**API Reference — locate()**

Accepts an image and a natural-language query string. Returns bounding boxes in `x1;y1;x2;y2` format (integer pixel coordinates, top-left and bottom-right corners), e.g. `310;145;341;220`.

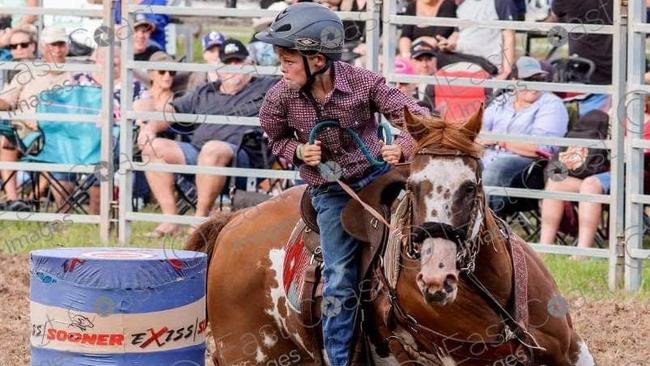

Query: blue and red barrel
29;247;208;366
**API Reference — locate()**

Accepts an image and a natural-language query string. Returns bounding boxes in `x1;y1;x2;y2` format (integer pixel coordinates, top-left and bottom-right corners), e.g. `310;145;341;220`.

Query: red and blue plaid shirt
259;61;429;186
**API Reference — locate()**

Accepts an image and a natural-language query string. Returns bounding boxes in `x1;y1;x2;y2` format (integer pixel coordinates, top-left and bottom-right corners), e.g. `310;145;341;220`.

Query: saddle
289;167;408;365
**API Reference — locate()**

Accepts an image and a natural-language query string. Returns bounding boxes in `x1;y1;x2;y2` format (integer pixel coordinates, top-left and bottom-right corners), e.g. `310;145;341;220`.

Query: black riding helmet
254;3;344;88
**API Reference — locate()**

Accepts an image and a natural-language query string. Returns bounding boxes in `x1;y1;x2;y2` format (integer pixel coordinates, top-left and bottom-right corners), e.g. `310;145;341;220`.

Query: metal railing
0;0;645;291
116;1;381;243
0;3;112;242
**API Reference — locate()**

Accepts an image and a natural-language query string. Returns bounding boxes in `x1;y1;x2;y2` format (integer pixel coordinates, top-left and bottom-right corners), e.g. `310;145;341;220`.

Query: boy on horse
256;3;429;365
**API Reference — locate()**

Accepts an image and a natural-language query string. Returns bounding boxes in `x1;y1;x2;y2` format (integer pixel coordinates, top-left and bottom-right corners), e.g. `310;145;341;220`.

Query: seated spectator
132;14;161;61
410;40;437;105
394;57;417;98
398;0;457;59
0;26;36;208
479;57;568;215
114;0;169;51
437;0;517;80
137;39;278;237
541;100;650;254
186;31;225;91
0;0;37;48
55;45;145;214
0;27;70;211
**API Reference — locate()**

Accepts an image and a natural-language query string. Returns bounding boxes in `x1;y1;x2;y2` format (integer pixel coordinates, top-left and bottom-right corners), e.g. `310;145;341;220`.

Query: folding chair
26;85;105;214
425;62;491;124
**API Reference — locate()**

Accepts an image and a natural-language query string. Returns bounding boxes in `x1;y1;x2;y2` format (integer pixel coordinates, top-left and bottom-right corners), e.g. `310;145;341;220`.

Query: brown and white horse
186;109;595;365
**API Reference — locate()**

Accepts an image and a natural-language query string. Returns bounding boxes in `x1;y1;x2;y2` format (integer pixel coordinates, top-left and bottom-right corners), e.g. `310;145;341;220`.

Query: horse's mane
406;113;484;159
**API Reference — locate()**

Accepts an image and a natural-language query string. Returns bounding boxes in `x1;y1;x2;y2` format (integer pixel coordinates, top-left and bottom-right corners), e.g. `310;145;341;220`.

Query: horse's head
403;107;485;306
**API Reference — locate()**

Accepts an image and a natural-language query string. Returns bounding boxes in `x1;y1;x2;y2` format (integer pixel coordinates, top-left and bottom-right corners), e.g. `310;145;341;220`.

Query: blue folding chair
27;85;104;214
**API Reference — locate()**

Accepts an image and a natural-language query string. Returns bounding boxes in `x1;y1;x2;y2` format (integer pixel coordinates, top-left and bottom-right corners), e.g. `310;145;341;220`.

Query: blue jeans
309;164;389;366
482;153;535;215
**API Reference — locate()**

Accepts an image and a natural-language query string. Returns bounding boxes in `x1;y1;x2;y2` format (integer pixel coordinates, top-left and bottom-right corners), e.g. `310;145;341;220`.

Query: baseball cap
516;56;549;79
202;31;226;52
134;13;155;32
410;40;437;59
219;39;249;62
41;27;68;44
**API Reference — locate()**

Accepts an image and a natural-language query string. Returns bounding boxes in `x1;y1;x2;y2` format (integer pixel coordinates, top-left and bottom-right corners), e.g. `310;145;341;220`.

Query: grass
2;214;648;300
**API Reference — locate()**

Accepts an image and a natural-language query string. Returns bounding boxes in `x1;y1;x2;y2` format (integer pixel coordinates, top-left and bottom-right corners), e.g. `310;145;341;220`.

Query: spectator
0;27;71;210
186;31;225;91
398;0;457;59
410;40;437;105
132;13;161;61
114;0;169;51
541;101;650;254
54;45;145;214
394;57;417;98
0;0;38;48
479;57;568;215
0;26;35;210
552;0;613;86
2;27;36;89
437;0;517;80
137;39;278;237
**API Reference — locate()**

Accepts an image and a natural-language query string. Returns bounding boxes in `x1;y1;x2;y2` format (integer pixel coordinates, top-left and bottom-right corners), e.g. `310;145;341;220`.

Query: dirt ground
2;253;649;365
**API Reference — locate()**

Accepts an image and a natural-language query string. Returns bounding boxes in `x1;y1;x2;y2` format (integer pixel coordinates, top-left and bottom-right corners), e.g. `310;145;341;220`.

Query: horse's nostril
444;274;458;293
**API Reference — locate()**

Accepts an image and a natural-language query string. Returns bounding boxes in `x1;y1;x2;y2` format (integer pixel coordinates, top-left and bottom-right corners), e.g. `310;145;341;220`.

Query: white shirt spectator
455;0;516;70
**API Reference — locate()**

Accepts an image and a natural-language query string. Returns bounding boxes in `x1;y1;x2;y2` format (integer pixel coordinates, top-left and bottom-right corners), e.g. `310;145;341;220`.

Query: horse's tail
185;211;238;267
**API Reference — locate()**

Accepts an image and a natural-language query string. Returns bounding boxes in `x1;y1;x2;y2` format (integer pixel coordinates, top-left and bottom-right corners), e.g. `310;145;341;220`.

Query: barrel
29;247;208;366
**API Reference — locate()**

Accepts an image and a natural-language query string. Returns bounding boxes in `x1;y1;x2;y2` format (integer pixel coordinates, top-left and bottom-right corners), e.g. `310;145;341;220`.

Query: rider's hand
380;141;402;165
301;140;322;166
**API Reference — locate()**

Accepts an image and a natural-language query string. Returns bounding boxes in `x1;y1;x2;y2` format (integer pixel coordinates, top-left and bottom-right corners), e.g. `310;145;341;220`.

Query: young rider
256;3;429;365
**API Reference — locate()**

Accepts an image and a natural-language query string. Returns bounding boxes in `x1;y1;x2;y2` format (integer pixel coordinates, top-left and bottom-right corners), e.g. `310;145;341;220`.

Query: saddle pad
282;220;312;313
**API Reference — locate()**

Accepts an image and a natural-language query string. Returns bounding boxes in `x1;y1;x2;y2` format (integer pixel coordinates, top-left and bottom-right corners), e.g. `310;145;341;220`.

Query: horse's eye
465;184;476;194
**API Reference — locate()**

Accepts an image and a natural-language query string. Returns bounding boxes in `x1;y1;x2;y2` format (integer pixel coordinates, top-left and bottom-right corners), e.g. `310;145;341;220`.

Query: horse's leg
565;328;596;366
521;245;596;366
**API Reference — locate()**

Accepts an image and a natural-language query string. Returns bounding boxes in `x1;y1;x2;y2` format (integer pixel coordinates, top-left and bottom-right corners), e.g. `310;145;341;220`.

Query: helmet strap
301;55;332;93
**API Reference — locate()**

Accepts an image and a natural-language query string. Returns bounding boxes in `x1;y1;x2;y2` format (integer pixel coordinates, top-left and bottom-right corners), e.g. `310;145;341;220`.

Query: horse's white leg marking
574;341;595;366
255;346;268;363
266;248;313;358
409;158;476;224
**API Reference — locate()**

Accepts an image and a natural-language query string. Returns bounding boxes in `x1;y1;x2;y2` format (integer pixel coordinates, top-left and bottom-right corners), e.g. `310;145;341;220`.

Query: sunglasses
9;42;32;50
48;41;67;48
157;70;177;76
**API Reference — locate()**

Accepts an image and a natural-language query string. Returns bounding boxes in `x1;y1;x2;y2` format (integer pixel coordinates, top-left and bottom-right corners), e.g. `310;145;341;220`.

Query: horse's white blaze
266;248;313;358
574;341;595;366
409;158;476;224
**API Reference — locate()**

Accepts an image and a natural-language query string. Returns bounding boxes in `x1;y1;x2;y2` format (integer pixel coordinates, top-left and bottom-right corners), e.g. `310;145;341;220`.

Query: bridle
404;147;485;273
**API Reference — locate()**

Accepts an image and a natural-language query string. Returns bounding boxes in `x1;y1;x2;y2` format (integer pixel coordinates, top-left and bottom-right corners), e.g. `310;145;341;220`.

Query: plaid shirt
259;61;429;186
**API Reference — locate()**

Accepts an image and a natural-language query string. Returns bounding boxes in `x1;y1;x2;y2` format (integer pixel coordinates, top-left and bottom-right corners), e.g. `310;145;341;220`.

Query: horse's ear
463;104;483;141
404;106;427;141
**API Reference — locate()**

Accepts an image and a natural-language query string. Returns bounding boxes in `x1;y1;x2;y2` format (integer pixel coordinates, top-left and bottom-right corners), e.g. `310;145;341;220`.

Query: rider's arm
369;74;430;160
259;91;302;166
